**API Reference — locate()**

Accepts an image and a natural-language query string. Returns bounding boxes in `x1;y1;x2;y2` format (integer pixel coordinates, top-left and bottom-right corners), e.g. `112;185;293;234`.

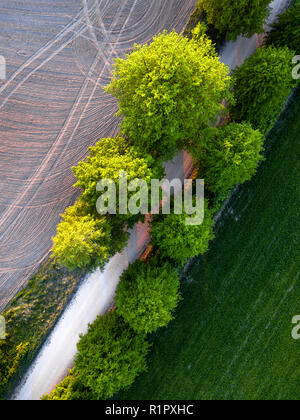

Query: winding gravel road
1;0;288;400
0;0;197;310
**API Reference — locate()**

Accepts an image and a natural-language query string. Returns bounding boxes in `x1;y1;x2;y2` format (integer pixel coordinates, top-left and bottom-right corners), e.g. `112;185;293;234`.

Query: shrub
52;201;114;272
267;4;300;51
197;0;272;41
151;200;215;266
42;369;77;401
116;259;181;334
74;312;149;400
230;46;296;133
191;123;265;194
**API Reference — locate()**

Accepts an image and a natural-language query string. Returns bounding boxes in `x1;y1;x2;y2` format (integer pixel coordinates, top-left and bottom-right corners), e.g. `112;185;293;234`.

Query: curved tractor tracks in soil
0;0;197;310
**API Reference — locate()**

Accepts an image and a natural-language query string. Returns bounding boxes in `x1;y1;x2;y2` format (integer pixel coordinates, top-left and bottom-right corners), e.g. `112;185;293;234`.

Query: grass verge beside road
0;262;84;399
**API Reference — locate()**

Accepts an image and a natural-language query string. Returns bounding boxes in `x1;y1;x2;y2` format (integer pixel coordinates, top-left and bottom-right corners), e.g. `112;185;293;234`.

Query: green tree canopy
197;0;272;41
116;259;181;334
106;31;231;160
52;201;113;272
74;312;149;400
73;136;164;224
230;46;296;133
191;123;265;194
52;136;160;272
151;199;215;266
267;4;300;51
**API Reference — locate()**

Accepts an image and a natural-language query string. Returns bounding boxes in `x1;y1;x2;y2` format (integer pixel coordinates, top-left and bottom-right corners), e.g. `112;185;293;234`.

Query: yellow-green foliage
106;31;231;160
52;202;112;272
52;137;164;272
42;369;77;400
73;136;164;211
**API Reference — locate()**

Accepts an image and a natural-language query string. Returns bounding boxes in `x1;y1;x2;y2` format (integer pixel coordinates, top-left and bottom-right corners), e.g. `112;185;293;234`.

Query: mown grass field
122;87;300;400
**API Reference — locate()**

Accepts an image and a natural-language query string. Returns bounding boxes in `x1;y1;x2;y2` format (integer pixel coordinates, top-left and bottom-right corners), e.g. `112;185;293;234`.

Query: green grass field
122;87;300;400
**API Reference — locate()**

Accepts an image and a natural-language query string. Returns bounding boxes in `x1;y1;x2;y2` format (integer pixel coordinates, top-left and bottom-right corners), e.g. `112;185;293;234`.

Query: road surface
10;0;289;400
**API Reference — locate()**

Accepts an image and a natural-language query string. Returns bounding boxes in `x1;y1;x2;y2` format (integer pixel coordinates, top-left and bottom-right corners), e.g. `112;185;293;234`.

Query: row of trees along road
45;1;299;400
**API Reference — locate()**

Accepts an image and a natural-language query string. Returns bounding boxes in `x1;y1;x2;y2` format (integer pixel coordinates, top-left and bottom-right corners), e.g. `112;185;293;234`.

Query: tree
267;4;300;51
230;46;296;133
151;200;215;266
197;0;272;41
52;201;113;272
106;31;231;160
73;136;164;227
74;312;149;400
116;259;181;334
52;136;159;272
191;123;265;194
